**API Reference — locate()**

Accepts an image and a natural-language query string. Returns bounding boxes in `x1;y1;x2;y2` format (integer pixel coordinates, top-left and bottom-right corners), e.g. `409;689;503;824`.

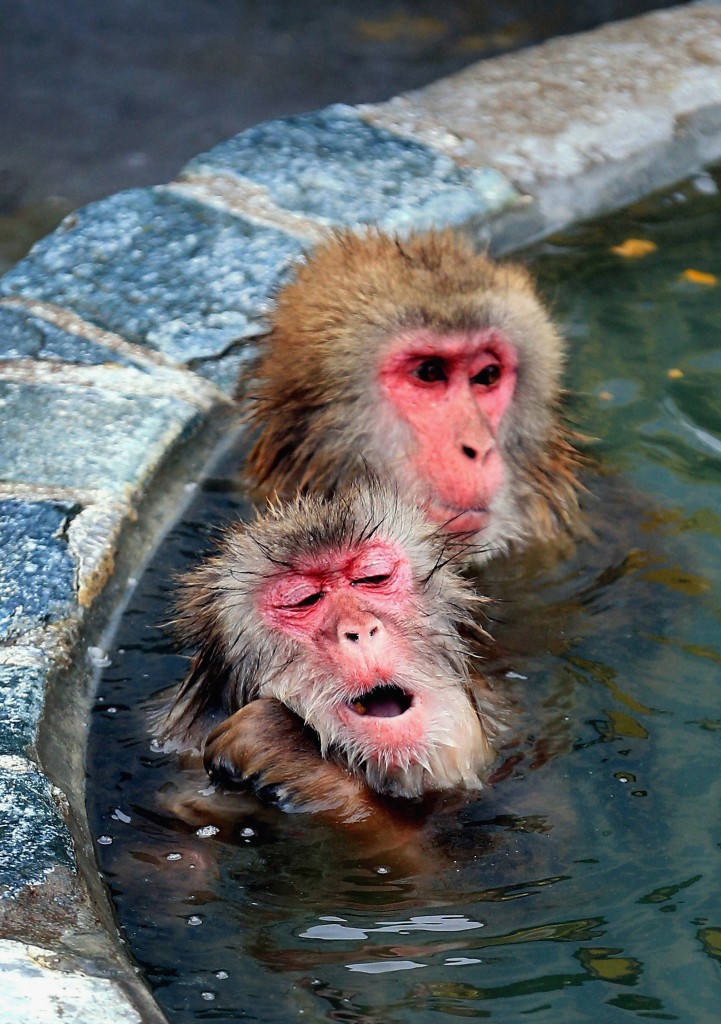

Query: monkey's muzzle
348;683;413;719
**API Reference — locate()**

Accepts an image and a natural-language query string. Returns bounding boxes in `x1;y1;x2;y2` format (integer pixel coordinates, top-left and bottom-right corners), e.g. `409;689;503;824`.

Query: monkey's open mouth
348;684;413;718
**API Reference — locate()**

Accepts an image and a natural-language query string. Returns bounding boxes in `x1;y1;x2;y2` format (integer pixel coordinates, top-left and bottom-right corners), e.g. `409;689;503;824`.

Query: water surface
87;171;721;1023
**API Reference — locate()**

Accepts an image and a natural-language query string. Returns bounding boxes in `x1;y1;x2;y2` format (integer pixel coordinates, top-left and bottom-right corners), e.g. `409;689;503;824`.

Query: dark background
1;0;688;271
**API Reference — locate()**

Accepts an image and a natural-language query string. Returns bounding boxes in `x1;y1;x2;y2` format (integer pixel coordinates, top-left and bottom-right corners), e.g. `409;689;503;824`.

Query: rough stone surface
0;667;47;756
0;939;142;1023
0;188;304;363
0;500;77;643
0;379;200;494
0;304;139;368
0;757;74;897
361;3;721;246
65;498;128;609
182;103;519;233
192;342;260;393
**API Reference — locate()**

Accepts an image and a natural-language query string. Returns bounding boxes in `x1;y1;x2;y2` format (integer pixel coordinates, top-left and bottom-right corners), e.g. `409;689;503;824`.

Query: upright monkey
244;229;583;563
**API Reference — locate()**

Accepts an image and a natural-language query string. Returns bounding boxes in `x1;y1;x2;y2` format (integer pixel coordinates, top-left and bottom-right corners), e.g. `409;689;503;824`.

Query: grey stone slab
192;342;261;393
0;500;77;644
362;4;721;249
182;103;519;233
0;380;200;495
0;305;138;367
0;940;142;1024
0;757;74;897
0;666;48;756
1;188;304;364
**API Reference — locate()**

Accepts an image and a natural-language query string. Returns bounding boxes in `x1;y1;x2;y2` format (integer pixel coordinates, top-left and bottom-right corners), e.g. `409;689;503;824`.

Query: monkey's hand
203;699;377;823
204;699;440;862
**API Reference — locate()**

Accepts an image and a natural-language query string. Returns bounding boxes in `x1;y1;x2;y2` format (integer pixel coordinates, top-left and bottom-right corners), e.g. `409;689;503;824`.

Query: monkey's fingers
202;700;397;824
204;699;344;809
203;699;302;783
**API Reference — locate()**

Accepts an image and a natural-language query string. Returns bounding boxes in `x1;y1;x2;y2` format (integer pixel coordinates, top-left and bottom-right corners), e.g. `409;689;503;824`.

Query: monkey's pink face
379;330;518;533
258;541;436;760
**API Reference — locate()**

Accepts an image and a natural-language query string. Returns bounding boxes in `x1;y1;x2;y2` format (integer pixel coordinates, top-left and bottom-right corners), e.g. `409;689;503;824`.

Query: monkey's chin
334;683;486;798
425;502;489;534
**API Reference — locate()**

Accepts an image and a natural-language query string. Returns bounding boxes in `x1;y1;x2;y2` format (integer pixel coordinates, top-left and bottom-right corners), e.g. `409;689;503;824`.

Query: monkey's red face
379;330;518;533
257;539;484;792
170;485;500;800
260;542;417;736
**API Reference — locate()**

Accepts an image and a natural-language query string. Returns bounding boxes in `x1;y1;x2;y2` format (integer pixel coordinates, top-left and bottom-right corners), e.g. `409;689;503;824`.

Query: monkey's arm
204;699;401;828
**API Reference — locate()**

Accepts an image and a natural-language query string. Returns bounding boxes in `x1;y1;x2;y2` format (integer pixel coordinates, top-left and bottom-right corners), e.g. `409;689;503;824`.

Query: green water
87;170;721;1023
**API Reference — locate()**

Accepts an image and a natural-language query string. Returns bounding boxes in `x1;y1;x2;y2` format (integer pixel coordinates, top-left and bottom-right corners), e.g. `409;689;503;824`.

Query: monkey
243;228;584;565
160;480;508;823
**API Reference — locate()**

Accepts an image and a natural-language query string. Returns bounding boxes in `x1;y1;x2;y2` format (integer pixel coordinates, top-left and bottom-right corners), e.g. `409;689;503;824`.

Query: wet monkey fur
245;229;583;563
161;483;507;815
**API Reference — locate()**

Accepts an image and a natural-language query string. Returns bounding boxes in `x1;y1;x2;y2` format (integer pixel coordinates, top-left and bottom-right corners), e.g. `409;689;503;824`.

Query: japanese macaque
243;229;583;564
161;482;507;820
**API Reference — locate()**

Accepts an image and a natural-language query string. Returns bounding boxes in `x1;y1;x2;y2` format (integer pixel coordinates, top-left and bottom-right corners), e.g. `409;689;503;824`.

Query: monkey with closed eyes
162;481;507;825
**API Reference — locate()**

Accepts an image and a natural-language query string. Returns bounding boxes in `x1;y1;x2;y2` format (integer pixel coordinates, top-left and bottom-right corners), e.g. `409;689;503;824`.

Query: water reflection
87;170;721;1023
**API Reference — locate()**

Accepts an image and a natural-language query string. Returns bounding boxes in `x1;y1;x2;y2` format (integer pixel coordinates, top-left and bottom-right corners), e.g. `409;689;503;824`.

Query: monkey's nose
462;444;477;460
337;613;385;651
340;618;380;643
344;624;379;643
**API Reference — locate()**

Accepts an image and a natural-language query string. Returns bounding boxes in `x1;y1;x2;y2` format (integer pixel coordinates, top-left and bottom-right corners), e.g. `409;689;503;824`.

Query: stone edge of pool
2;4;721;1021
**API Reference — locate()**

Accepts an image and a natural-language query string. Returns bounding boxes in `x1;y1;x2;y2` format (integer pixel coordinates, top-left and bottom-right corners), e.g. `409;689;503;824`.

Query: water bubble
241;827;255;838
200;991;215;1001
375;866;390;875
196;825;220;838
88;646;112;668
188;915;203;926
214;971;229;980
693;173;718;196
112;808;131;823
97;835;113;846
166;852;182;862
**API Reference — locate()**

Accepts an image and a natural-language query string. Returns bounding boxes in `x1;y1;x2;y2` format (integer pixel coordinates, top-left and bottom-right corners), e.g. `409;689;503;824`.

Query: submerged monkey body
163;484;507;802
245;229;583;562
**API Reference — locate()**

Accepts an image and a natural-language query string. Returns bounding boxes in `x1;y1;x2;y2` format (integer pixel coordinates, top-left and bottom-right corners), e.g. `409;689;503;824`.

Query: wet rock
0;500;77;643
182;104;519;233
1;188;304;364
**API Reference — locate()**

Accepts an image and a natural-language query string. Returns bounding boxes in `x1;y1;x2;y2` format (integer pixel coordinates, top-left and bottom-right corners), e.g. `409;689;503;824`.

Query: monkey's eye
412;357;447;383
283;591;324;610
352;573;391;586
471;362;501;387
